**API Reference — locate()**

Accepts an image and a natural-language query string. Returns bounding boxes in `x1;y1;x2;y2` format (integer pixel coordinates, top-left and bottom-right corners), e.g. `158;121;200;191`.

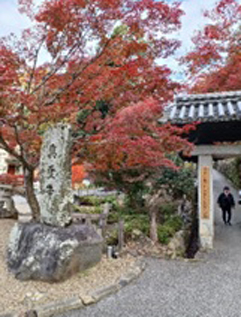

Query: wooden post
99;203;110;238
118;219;124;252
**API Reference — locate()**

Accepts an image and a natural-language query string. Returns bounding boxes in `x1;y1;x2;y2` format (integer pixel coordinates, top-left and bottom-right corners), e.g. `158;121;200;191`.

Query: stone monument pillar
39;123;72;227
7;124;103;282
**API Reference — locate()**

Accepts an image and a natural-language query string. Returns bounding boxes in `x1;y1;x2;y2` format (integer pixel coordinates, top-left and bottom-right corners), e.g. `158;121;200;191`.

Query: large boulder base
7;223;103;282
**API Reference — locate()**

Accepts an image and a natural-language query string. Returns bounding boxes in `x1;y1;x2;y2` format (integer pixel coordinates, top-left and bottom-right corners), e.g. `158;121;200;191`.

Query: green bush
157;156;195;200
108;202;182;243
107;203;138;224
76;195;117;207
216;158;241;189
108;211;120;224
159;203;178;222
157;225;172;244
72;204;103;214
107;211;150;241
124;214;150;238
157;215;183;244
164;215;183;232
106;228;118;245
103;195;119;205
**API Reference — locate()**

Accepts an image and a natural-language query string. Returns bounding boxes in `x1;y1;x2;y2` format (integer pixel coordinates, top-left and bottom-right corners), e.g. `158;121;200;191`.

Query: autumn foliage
0;0;192;219
183;0;241;93
86;98;193;172
72;164;86;187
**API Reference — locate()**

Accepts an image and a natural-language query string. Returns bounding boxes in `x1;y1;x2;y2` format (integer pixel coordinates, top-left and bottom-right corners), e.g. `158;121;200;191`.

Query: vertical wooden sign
201;166;210;219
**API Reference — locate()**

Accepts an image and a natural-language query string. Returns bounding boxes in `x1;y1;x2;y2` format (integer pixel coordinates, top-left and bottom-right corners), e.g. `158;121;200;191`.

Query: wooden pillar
198;155;214;249
118;219;124;252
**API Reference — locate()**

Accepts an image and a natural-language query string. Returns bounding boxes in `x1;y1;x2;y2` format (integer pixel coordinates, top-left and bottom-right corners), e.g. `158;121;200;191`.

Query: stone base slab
7;222;103;282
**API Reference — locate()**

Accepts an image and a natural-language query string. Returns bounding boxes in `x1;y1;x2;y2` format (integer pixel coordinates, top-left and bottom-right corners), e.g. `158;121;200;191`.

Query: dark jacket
217;193;235;210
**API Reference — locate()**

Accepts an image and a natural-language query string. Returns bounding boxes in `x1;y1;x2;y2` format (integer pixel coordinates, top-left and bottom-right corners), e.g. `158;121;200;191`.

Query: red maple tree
0;0;191;220
85;98;193;243
182;0;241;93
86;98;192;172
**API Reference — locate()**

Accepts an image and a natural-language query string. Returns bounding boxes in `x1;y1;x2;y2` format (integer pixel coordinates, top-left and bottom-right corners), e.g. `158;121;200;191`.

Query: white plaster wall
0;149;8;174
0;149;23;175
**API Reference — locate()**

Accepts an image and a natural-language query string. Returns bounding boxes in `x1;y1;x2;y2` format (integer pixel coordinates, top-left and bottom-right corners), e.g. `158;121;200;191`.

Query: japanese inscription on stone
39;124;72;227
201;166;210;219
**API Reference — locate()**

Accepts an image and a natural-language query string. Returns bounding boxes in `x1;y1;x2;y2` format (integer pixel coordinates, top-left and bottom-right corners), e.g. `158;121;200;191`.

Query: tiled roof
167;90;241;124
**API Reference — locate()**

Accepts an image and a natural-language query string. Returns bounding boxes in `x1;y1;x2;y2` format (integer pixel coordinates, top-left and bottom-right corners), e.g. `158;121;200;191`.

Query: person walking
217;186;235;225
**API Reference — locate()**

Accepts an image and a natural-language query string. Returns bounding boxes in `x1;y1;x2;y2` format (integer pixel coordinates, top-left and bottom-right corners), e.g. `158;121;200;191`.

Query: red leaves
84;99;193;172
0;174;24;187
18;0;34;18
204;25;224;40
1;0;186;175
183;42;222;75
216;0;237;16
0;45;21;88
72;164;86;185
183;0;241;93
192;52;241;93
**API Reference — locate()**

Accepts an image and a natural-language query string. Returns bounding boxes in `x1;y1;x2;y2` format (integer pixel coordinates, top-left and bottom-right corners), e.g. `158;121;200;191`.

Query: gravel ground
58;170;241;317
0;220;135;314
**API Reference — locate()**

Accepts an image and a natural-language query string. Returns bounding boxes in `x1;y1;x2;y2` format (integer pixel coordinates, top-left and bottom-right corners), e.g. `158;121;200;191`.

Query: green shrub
107;212;150;242
157;225;172;244
159;203;178;222
108;211;120;224
76;195;117;207
164;215;183;232
106;228;118;245
107;203;138;224
157;215;183;244
72;204;103;214
124;214;150;238
216;158;241;189
157;156;195;200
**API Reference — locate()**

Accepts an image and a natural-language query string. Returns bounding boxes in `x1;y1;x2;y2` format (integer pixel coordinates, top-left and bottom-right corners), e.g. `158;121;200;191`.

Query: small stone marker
39;123;72;227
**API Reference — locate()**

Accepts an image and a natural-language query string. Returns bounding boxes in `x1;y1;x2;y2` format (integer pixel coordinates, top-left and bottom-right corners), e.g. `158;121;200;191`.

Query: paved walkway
58;170;241;317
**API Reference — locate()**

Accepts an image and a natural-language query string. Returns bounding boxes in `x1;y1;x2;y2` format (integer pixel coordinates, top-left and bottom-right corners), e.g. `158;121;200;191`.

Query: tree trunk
150;209;158;243
24;167;40;221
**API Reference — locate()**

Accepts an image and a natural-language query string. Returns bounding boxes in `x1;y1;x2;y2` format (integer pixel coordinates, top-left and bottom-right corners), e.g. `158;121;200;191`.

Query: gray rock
167;230;185;256
39;124;73;227
131;229;143;240
7;222;103;282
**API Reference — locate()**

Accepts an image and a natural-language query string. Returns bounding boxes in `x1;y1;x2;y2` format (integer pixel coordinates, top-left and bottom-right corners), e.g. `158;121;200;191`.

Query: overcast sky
0;0;218;80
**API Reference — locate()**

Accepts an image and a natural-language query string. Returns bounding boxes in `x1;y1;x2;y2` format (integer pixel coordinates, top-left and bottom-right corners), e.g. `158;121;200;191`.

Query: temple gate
166;90;241;249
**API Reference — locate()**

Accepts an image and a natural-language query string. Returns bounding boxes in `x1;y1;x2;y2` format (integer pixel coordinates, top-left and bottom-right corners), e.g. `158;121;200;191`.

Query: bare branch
26;30;48;94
